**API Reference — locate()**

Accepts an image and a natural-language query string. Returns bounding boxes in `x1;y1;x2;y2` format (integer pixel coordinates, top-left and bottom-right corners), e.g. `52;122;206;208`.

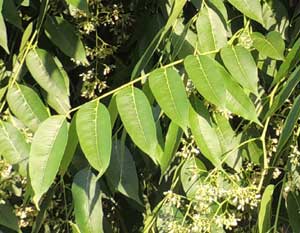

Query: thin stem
66;59;184;115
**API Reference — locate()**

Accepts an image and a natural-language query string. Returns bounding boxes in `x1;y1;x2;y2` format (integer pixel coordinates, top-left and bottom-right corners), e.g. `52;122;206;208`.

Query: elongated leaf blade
265;66;300;119
131;0;186;78
287;191;300;233
29;115;68;206
7;84;49;132
72;168;104;233
60;114;78;175
189;105;222;168
76;101;112;177
274;37;300;85
184;55;226;108
160;121;182;174
258;185;274;233
228;0;263;24
220;46;258;94
26;48;70;114
116;86;161;164
0;121;29;176
222;69;260;124
44;16;88;64
196;6;227;54
0;203;20;232
2;0;22;29
149;67;189;131
276;95;300;155
26;48;67;94
106;140;141;204
0;13;9;54
251;31;285;60
213;113;242;171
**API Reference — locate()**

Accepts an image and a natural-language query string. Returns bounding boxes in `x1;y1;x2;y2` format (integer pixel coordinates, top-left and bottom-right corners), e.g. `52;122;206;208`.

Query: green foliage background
0;0;300;232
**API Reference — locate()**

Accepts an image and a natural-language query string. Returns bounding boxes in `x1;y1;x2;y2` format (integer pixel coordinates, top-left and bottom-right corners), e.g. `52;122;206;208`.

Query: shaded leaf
131;0;186;78
2;0;22;29
274;37;300;85
277;95;300;153
196;6;227;54
116;86;161;164
287;191;300;233
76;101;112;177
265;66;300;119
149;67;189;131
184;55;226;108
251;31;285;60
160;121;182;174
72;168;104;233
258;185;274;233
0;13;9;54
29;115;68;206
220;46;258;94
44;16;88;64
0;121;29;176
106;140;141;204
228;0;263;24
0;203;20;232
7;84;49;132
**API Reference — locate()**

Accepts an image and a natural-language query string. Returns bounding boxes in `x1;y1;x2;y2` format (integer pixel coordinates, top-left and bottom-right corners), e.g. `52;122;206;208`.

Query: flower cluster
156;171;260;232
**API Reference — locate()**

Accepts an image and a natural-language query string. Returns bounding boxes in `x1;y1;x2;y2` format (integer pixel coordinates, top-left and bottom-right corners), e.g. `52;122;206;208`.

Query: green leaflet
184;55;226;108
60;114;78;175
160;121;182;175
44;16;88;64
2;0;22;30
149;67;189;131
0;121;29;176
258;185;274;233
265;66;300;119
220;46;258;94
189;105;222;168
271;95;300;166
0;13;9;54
29;115;68;206
7;84;49;132
196;6;227;54
185;55;259;123
106;140;142;205
131;0;186;78
251;31;285;60
171;19;197;59
273;37;300;85
213;113;242;171
228;0;263;24
72;168;104;233
66;0;89;13
180;156;206;199
116;86;162;164
26;48;70;114
0;203;20;232
222;69;260;124
76;101;112;177
287;192;300;233
20;23;33;52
